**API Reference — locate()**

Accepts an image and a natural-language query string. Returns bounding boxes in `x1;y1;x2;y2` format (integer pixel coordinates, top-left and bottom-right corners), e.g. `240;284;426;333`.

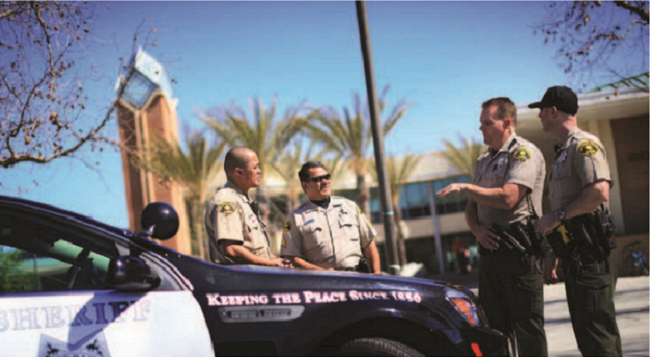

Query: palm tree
372;154;422;267
308;86;409;215
143;130;226;261
272;142;306;214
322;153;348;196
202;97;308;226
439;134;485;179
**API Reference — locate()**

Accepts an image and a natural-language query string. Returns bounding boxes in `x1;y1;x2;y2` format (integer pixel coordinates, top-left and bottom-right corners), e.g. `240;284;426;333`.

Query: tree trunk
255;183;269;224
187;198;207;260
287;186;299;213
393;200;408;267
355;173;370;215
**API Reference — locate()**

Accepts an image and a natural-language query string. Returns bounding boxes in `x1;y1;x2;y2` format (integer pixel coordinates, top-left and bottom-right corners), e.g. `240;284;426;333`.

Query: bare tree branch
534;1;649;89
614;1;649;22
0;2;155;168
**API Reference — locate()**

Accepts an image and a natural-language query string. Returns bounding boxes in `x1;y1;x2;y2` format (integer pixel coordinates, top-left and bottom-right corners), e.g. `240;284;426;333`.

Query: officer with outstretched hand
437;97;548;357
281;161;381;274
204;147;289;267
531;85;621;356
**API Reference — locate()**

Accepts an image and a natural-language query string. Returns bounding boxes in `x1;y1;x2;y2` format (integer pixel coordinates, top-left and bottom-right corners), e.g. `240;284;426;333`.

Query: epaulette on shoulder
294;201;310;211
332;196;354;206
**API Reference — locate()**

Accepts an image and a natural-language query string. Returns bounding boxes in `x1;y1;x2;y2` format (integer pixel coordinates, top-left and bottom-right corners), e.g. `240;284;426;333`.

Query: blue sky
0;1;619;228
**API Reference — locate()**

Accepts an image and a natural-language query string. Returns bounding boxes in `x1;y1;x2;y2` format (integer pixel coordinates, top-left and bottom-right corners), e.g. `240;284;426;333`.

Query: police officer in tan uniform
531;86;622;356
204;147;287;267
281;161;381;274
437;97;548;356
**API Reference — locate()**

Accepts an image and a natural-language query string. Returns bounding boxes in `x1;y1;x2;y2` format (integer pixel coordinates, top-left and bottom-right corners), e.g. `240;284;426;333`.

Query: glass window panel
409;182;429;207
0;218;117;293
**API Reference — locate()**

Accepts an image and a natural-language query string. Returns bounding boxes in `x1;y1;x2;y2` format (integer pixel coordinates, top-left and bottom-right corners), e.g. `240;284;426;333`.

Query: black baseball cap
528;86;579;115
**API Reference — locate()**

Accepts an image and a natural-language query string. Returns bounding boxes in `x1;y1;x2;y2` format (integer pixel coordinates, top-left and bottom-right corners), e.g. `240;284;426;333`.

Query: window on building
432;176;471;215
369;182;430;223
401;182;431;220
369;176;471;223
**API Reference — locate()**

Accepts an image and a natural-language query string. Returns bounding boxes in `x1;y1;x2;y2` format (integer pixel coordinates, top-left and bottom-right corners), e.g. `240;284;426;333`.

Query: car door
0;210;213;357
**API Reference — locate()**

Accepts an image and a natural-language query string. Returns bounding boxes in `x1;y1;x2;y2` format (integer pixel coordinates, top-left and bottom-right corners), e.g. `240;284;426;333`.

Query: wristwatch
554;210;566;223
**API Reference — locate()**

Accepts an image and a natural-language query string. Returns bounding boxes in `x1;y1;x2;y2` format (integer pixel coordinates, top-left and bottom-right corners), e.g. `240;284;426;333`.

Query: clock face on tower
121;71;158;109
117;48;174;110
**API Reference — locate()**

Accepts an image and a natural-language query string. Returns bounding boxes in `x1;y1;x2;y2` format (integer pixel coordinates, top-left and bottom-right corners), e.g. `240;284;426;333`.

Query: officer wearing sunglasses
281;161;381;274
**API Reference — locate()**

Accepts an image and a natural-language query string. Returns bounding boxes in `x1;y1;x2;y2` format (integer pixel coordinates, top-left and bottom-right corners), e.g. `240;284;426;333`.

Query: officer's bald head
224;147;255;178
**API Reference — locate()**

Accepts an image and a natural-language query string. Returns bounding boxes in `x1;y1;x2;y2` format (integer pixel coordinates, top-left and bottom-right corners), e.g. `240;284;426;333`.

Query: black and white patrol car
0;195;512;357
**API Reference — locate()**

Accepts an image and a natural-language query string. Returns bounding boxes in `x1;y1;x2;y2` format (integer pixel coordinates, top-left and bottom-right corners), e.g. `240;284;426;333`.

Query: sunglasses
309;174;331;183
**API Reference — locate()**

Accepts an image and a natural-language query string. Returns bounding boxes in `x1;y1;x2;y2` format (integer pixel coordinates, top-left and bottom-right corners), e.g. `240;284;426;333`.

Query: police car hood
173;257;472;300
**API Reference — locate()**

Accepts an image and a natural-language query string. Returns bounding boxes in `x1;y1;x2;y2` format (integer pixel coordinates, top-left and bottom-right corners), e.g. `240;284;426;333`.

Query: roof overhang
517;86;649;143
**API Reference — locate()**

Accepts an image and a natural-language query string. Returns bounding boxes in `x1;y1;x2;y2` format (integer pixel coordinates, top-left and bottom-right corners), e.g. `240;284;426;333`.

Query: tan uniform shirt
204;181;272;264
548;127;611;212
473;133;546;228
281;197;377;270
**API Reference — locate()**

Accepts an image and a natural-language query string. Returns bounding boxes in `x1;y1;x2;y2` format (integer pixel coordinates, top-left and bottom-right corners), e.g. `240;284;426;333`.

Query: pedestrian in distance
281;161;381;274
453;237;471;274
437;97;548;356
531;85;622;356
204;147;289;267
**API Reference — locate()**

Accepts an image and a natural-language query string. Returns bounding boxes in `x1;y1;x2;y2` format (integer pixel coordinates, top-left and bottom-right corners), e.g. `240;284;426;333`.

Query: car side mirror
140;202;179;240
107;256;161;291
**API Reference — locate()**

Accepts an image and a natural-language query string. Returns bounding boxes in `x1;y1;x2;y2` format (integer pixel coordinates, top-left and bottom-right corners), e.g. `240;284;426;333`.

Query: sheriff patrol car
0;195;512;356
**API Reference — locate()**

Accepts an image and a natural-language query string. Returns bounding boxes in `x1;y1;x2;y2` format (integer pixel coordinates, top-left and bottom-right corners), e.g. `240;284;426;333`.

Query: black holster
566;210;616;260
547;228;573;260
355;257;370;273
487;223;526;255
510;218;545;257
594;209;617;250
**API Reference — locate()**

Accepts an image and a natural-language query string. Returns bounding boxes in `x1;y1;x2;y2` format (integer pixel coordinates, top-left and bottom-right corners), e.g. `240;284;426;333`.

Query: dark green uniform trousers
563;246;622;356
479;251;548;356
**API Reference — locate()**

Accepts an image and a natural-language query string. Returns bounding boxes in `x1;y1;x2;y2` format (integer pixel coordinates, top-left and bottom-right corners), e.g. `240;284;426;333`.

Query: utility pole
427;181;446;274
355;0;400;275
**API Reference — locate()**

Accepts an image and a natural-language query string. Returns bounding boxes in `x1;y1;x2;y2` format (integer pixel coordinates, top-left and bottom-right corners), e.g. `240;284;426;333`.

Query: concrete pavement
430;272;648;355
544;275;649;357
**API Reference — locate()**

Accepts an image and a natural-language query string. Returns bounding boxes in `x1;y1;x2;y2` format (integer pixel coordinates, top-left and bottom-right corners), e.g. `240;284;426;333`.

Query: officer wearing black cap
530;86;622;356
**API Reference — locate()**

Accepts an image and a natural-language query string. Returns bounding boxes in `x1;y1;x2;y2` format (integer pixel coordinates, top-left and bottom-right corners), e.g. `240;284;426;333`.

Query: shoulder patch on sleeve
513;147;531;161
578;140;599;156
217;201;236;215
283;220;293;233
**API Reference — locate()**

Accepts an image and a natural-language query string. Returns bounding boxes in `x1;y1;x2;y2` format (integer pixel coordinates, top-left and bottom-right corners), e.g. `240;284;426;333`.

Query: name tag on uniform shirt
492;156;507;171
304;219;315;226
552;151;569;179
